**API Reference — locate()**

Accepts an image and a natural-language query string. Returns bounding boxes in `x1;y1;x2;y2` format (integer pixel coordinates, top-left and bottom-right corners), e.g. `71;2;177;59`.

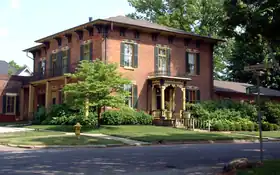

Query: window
83;43;90;60
62;51;68;73
6;95;16;114
51;54;57;76
134;31;140;39
124;84;133;107
158;48;167;73
120;28;126;36
124;84;138;108
152;34;157;41
188;53;196;75
124;43;134;67
186;89;200;103
41;60;46;75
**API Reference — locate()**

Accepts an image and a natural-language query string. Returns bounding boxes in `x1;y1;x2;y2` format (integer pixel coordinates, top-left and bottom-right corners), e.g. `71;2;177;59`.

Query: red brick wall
107;27;214;111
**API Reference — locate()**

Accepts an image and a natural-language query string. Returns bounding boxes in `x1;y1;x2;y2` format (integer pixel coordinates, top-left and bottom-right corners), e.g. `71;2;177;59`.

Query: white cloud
11;0;20;9
0;28;9;37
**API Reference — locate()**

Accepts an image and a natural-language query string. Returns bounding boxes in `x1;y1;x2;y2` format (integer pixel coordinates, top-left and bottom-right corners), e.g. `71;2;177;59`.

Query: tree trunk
97;107;102;128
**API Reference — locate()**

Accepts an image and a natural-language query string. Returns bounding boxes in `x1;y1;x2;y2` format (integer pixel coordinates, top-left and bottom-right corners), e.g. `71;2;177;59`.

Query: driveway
0;126;33;133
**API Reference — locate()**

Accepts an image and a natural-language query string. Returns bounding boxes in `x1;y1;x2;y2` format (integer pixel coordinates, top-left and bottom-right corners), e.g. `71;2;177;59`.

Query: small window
124;43;134;67
120;28;126;37
152;34;157;41
83;43;90;60
52;98;56;105
134;31;140;39
6;95;16;114
188;53;196;75
168;36;173;44
124;84;133;107
186;89;200;103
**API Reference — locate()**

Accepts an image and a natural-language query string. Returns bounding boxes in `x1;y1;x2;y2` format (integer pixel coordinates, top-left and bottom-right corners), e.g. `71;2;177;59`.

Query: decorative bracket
43;41;50;50
184;38;192;46
85;26;94;36
54;37;62;46
74;30;84;40
64;33;72;43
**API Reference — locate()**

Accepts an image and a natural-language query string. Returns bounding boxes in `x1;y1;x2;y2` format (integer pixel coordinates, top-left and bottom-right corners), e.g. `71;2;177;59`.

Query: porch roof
147;71;191;81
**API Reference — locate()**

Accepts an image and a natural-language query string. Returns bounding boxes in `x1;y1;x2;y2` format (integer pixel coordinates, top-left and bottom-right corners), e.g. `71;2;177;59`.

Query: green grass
237;131;280;138
0;131;123;146
25;125;254;143
237;160;280;175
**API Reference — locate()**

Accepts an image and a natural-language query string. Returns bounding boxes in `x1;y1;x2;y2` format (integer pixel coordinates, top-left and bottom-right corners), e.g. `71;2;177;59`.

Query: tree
126;0;231;79
63;60;131;127
8;60;24;76
223;0;280;89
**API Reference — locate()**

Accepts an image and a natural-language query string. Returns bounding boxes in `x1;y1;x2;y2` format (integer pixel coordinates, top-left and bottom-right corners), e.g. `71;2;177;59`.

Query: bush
223;122;230;131
211;122;224;131
34;106;46;123
42;112;97;127
241;123;248;131
272;124;279;131
101;108;153;125
234;123;242;131
254;123;259;131
247;123;255;131
263;102;280;125
229;122;236;131
262;122;270;131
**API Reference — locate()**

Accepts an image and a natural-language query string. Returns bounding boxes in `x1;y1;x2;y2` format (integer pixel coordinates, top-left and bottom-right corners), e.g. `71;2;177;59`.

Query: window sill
124;66;135;71
5;113;16;115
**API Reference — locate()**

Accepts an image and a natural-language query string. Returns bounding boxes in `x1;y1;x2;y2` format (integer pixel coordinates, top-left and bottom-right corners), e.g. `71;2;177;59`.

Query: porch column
172;87;176;111
181;87;186;111
20;88;24;120
45;81;50;111
151;86;154;111
28;85;34;117
161;86;165;115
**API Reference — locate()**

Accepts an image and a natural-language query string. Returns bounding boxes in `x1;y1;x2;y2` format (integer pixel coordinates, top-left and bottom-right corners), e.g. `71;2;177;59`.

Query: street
0;142;280;175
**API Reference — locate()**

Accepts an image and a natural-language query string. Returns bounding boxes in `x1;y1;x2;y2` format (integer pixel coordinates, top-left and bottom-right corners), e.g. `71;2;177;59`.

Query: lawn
237;131;280;138
26;125;254;142
0;131;123;146
237;160;280;175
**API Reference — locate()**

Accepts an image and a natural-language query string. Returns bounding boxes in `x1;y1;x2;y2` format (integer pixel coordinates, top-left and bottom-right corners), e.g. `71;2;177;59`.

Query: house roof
23;16;223;52
15;66;32;75
214;80;280;97
0;60;16;75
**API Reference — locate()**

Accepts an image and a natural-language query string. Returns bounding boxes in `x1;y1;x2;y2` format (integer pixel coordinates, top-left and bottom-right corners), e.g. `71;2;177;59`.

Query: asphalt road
0;142;280;175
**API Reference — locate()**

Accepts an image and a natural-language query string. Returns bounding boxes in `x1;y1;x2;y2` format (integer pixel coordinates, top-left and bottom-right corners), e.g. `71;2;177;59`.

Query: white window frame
5;93;17;115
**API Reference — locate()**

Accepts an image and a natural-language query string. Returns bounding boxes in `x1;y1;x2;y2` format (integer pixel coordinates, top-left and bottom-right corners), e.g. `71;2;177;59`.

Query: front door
37;94;45;111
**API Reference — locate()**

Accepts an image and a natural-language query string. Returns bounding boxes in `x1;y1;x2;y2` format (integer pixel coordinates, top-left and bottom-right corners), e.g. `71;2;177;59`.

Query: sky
0;0;135;70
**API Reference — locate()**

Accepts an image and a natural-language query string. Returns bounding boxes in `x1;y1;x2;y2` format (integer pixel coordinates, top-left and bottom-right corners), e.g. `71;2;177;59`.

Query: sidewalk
234;133;280;141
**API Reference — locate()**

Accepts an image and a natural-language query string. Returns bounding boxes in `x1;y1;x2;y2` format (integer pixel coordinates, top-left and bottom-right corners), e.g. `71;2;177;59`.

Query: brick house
0;61;31;122
214;80;280;102
21;16;222;123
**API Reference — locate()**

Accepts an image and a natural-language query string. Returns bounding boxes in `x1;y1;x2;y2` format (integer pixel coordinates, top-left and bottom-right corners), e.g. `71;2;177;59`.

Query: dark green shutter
154;46;159;73
43;60;46;75
90;42;93;61
167;48;171;76
196;90;200;103
186;89;189;102
57;51;63;76
80;44;84;61
38;61;41;78
133;43;138;68
196;53;200;75
67;49;71;73
133;85;138;109
120;42;125;67
186;52;189;73
2;95;6;114
16;95;20;115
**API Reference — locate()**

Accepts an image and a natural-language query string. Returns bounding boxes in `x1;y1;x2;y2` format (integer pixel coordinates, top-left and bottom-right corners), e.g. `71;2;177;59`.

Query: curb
2;139;279;149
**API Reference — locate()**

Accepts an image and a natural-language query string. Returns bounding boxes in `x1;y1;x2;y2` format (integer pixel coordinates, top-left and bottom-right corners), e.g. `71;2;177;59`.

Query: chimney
89;17;92;22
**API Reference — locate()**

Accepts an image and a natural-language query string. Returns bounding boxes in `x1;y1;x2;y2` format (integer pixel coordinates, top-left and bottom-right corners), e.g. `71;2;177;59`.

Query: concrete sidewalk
0;127;33;133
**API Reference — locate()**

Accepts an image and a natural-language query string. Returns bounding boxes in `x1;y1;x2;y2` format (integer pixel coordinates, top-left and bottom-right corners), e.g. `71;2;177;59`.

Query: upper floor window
62;50;68;73
124;84;138;108
38;58;46;76
186;89;200;103
120;42;138;68
154;46;170;75
186;52;200;75
120;28;126;37
80;41;92;61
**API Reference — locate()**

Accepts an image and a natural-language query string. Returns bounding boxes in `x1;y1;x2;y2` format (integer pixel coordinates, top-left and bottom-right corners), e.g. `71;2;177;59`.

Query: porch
148;71;191;127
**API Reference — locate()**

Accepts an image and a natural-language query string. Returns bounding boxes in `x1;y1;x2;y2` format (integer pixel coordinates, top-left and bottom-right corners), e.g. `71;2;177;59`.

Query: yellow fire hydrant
74;122;82;139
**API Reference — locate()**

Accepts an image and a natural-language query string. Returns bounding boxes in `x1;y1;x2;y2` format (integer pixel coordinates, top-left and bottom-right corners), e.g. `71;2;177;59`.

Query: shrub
234;123;242;131
263;102;280;125
47;104;70;118
262;122;270;131
101;108;153;125
272;124;279;131
135;111;153;125
229;122;236;131
34;106;46;123
247;123;255;131
241;123;248;131
254;123;259;131
211;122;224;131
223;122;230;131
